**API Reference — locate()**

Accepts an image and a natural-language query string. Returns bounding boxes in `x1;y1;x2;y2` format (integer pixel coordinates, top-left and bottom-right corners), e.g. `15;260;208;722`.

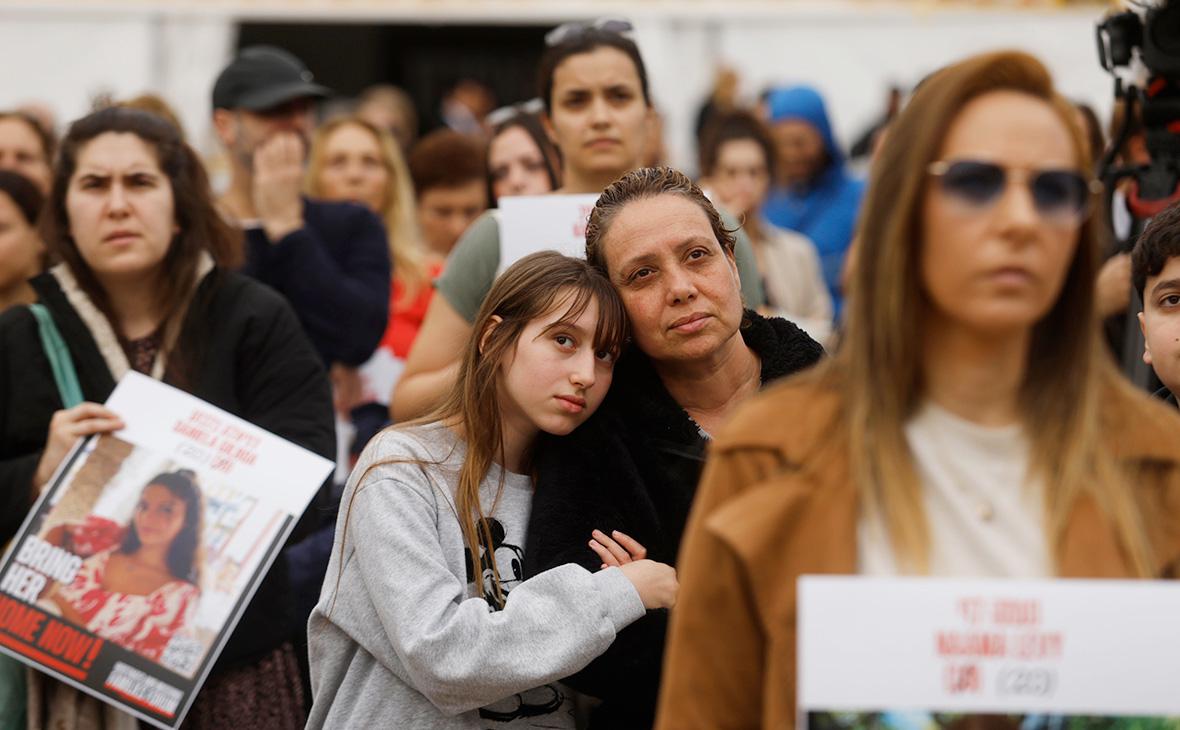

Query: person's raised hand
617;559;678;610
253;132;306;242
34;403;124;489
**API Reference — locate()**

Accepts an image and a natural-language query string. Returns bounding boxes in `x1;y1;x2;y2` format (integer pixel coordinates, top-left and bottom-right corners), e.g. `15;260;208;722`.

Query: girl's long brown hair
332;251;627;611
822;50;1152;575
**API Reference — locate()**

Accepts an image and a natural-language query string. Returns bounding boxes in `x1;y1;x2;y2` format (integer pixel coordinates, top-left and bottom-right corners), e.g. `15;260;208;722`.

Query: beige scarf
47;253;214;381
26;253;214;730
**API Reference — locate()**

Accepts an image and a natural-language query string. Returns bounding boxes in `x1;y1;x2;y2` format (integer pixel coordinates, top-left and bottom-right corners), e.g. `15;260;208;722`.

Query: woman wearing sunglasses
656;51;1180;729
391;21;766;421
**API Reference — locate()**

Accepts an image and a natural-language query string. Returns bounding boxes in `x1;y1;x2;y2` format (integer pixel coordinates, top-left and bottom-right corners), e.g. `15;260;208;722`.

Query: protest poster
797;576;1180;729
497;193;599;274
0;372;333;728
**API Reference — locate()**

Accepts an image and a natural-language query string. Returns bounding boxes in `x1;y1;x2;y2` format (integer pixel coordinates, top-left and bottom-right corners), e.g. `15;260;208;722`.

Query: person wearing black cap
210;46;389;726
212;45;390;369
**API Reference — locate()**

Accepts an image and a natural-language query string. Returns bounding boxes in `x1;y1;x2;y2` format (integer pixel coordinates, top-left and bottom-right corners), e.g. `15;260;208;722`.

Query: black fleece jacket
523;311;823;729
0;269;334;671
242;198;390;367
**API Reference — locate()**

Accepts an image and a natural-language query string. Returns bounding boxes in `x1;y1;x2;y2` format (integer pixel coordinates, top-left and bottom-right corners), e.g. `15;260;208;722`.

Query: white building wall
0;3;1120;172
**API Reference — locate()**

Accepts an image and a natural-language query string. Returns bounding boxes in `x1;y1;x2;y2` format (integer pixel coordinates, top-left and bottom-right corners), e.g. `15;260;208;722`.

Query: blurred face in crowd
921;90;1082;338
356;97;415;152
1139;256;1180;397
214;97;316;172
707;138;771;219
417;181;486;256
545;47;651;183
488;125;552;200
66;132;177;288
0;117;52;195
315;122;389;213
0;191;42;300
642;111;666;168
133;484;187;549
769;119;826;187
601;194;744;365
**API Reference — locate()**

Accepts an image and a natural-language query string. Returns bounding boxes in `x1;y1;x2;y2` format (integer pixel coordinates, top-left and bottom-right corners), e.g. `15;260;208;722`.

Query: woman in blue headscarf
762;85;866;317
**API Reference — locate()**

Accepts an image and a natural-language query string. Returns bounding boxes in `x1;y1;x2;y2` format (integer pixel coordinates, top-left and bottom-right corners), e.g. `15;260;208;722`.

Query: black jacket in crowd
0;267;335;672
523;311;824;728
242;197;390;367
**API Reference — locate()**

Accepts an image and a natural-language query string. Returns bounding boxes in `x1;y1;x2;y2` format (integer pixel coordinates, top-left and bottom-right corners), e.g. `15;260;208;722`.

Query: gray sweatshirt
306;423;646;729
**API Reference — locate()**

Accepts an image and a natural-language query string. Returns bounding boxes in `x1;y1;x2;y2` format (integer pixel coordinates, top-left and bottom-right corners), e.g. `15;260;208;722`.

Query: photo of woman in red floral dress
46;469;202;663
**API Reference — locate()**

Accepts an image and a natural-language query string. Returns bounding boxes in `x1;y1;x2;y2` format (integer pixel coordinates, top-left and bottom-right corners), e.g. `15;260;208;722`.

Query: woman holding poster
392;20;767;421
0;107;333;729
46;470;202;663
656;51;1180;729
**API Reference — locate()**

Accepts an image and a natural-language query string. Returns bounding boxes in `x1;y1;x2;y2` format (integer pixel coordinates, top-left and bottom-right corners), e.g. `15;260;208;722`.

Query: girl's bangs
549;278;629;356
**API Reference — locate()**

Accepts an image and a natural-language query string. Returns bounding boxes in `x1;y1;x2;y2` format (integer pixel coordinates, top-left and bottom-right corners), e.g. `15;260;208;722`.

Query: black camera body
1097;1;1180;216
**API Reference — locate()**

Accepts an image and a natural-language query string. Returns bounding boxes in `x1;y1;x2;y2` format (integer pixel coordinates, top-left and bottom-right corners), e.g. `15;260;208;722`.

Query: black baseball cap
212;46;331;111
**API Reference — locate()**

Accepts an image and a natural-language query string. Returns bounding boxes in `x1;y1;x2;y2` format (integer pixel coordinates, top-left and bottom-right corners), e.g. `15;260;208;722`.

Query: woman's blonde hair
332;252;627;612
307;116;429;299
825;50;1152;575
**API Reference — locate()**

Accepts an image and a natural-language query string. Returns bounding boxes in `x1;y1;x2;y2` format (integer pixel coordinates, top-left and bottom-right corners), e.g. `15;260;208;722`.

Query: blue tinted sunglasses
928;159;1101;224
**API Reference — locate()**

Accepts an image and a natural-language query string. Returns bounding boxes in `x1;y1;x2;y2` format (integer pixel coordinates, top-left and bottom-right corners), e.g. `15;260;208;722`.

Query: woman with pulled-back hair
657;50;1180;729
523;166;823;728
0;106;333;729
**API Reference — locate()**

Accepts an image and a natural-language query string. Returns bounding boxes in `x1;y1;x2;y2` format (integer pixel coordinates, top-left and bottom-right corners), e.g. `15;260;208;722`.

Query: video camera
1097;1;1180;220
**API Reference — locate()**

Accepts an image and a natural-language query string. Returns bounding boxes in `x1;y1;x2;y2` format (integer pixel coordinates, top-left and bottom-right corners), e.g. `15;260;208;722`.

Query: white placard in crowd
0;372;332;729
497;193;599;274
797;576;1180;726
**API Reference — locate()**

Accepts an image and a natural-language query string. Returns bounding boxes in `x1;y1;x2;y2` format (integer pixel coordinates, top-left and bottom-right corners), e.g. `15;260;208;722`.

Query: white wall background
0;3;1120;172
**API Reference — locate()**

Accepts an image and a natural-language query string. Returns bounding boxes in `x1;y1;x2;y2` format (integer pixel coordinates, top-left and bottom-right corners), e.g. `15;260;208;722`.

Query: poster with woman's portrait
0;373;332;729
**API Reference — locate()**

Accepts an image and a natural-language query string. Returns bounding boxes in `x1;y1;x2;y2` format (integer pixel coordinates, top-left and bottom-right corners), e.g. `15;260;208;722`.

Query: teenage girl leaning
307;251;677;729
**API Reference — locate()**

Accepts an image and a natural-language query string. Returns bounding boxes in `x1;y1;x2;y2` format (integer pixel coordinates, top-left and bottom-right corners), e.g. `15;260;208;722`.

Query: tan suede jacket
655;374;1180;730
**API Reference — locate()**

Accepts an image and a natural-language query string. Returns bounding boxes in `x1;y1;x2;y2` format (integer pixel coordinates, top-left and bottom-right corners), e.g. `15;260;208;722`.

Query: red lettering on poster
37;619;103;669
172;410;261;474
936;595;1063;700
571;205;594;239
0;597;101;680
944;663;982;694
0;594;46;642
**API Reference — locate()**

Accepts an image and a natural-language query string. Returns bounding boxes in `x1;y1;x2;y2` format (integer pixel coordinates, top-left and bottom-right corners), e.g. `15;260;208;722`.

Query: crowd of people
1;16;1179;730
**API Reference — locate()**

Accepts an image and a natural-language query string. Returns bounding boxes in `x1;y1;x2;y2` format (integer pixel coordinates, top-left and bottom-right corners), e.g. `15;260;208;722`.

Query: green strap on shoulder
28;303;84;409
